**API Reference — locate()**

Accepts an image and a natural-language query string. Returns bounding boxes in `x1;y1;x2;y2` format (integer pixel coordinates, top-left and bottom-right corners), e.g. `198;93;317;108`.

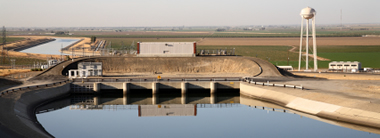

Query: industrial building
137;42;196;57
69;62;102;78
138;104;196;117
328;61;361;72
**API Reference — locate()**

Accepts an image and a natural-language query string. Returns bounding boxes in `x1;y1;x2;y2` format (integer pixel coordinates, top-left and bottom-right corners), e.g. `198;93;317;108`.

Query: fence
0;80;71;97
243;77;304;90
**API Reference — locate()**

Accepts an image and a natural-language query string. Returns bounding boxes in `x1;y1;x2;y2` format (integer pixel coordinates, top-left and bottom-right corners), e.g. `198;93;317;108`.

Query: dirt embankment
30;56;283;81
97;57;264;77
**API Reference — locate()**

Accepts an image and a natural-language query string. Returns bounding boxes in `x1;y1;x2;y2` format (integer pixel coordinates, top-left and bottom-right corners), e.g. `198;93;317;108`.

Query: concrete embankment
12;38;56;51
240;82;380;129
0;82;70;138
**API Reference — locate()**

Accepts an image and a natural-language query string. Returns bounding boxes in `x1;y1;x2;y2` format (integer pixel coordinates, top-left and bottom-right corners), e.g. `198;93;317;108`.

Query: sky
1;0;379;27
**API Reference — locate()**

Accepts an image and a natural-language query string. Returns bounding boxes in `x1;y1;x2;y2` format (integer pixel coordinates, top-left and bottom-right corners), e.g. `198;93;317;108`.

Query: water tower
298;7;318;71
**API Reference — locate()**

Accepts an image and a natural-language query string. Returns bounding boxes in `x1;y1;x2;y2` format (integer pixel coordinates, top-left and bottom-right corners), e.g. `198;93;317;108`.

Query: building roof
329;61;361;64
139;42;195;44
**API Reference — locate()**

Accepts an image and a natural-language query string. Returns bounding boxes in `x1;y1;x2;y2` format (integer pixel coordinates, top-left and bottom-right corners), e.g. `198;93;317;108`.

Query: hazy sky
1;0;379;27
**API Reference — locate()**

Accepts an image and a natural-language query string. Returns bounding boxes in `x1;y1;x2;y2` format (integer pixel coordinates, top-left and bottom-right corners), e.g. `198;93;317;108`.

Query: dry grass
0;69;31;77
197;37;380;46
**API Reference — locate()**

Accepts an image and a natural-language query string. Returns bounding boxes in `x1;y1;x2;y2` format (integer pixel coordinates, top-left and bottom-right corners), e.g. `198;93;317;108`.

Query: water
36;91;380;138
20;38;79;55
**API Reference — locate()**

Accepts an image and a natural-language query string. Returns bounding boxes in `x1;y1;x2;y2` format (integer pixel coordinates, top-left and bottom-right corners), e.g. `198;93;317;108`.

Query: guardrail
71;77;242;83
243;77;304;90
0;80;71;97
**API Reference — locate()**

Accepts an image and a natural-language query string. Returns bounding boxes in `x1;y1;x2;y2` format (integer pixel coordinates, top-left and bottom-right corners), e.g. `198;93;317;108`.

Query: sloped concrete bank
240;82;380;129
0;82;70;138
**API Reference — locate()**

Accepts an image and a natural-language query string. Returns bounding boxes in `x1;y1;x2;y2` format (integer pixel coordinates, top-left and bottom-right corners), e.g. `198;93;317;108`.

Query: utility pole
71;48;74;59
61;44;63;61
340;9;343;30
1;26;6;65
287;47;289;65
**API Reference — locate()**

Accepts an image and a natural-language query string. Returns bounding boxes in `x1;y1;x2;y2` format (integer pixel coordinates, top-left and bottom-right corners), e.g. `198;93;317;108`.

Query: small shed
69;62;102;78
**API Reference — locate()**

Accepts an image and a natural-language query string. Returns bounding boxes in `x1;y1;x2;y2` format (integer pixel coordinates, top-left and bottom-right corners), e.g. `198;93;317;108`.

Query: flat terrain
197;37;380;46
0;69;30;77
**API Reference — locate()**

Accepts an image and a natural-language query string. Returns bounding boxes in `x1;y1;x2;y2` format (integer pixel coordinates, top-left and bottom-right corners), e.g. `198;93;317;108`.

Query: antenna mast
340;9;343;30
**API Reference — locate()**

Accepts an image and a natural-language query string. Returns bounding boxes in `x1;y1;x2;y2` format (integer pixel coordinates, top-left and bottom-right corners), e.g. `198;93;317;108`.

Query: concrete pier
210;82;217;94
210;93;216;104
152;82;158;94
72;81;240;94
123;82;130;95
181;82;187;94
123;93;129;105
152;94;158;105
93;96;99;105
93;83;100;93
181;93;186;104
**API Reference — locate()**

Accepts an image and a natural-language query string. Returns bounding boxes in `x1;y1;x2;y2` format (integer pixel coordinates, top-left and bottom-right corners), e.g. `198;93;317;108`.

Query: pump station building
137;42;196;57
328;61;361;72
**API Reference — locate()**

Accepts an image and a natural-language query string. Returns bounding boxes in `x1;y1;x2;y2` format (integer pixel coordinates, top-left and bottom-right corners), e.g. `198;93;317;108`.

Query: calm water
36;91;380;138
20;38;79;55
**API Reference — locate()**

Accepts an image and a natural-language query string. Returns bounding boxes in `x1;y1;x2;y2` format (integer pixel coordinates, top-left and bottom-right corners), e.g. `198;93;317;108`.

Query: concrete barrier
240;82;380;129
0;80;71;138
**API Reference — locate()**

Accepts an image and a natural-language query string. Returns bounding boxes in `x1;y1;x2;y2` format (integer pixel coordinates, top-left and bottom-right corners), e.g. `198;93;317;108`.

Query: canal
20;38;79;55
36;90;380;138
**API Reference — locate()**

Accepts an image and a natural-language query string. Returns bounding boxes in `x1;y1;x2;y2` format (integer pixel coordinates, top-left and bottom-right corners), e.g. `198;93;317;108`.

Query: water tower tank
300;7;316;19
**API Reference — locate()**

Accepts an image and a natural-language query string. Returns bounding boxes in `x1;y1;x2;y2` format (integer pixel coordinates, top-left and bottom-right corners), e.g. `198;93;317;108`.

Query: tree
91;36;96;43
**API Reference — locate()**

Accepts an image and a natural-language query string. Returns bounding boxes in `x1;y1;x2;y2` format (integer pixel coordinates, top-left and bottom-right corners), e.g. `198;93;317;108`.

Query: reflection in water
36;90;380;138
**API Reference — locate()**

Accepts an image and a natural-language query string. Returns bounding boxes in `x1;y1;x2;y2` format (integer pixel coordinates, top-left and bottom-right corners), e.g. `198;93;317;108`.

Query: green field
0;37;24;44
198;45;380;69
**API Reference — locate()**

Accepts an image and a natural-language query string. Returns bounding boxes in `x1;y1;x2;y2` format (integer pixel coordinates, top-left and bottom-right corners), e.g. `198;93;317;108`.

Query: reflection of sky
20;38;79;55
37;105;379;138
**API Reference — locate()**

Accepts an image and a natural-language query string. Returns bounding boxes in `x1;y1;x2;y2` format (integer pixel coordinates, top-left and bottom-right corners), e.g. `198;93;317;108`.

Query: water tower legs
298;18;304;71
306;19;309;70
312;17;318;71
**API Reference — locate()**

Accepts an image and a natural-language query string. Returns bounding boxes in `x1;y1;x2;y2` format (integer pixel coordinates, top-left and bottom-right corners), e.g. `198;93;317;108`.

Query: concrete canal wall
13;38;56;51
240;82;380;129
0;81;70;138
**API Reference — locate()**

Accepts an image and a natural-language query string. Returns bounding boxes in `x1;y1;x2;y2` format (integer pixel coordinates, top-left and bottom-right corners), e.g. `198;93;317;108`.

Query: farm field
101;38;201;49
57;28;380;38
98;37;380;69
197;45;380;69
0;37;24;44
197;37;380;46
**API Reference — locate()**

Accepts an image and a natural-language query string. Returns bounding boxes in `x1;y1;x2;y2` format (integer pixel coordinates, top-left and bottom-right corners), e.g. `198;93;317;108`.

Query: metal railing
0;80;71;97
71;77;242;83
243;77;304;90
